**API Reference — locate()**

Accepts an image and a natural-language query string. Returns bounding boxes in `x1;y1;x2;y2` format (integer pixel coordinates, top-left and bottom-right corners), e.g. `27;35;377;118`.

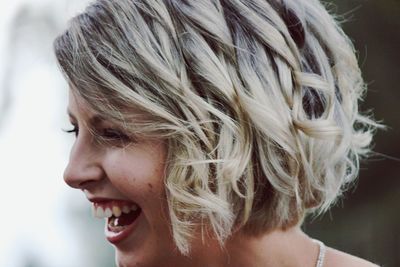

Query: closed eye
63;123;134;146
100;128;130;141
93;127;136;147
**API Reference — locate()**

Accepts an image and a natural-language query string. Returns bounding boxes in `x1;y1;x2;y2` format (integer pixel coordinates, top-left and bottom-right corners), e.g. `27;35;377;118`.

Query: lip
87;196;141;245
105;210;142;245
87;197;131;203
88;197;137;211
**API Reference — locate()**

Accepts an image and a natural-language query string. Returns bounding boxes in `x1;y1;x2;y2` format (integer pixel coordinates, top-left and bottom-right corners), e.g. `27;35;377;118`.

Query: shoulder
324;247;380;267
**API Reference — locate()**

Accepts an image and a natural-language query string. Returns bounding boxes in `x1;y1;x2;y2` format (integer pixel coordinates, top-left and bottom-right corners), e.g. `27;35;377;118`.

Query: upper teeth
92;204;138;218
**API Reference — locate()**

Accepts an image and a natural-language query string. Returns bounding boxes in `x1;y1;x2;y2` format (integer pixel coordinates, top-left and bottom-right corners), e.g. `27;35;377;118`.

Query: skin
64;90;379;267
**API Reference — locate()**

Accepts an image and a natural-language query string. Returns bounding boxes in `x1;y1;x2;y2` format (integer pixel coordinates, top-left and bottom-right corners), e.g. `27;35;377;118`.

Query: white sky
0;0;114;266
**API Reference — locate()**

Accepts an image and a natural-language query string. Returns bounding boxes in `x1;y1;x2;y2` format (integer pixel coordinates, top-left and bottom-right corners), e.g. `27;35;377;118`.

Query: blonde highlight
54;0;380;254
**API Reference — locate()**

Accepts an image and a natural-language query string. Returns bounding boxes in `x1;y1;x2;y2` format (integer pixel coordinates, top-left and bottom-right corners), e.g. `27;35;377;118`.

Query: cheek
105;147;167;201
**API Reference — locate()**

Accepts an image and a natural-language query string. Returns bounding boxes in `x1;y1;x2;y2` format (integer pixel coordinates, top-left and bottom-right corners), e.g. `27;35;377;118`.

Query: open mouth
92;200;142;244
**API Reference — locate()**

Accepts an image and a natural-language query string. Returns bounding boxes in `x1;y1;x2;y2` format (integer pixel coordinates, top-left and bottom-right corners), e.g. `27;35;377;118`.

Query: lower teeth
109;216;119;227
106;209;141;233
108;217;129;233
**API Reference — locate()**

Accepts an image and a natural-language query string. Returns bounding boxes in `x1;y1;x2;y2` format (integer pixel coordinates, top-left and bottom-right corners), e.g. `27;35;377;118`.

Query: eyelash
64;125;132;144
64;125;79;137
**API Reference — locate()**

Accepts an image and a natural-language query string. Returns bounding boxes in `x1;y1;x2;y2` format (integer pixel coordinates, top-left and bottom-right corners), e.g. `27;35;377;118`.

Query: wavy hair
54;0;379;254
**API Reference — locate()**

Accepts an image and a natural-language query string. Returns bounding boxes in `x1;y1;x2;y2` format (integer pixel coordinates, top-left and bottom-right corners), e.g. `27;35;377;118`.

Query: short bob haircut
54;0;378;254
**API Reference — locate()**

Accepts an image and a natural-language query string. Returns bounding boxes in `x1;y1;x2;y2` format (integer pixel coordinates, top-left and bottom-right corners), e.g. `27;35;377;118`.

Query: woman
54;0;380;266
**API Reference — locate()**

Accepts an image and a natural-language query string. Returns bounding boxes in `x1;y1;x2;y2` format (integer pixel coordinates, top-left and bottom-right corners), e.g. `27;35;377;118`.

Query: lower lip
104;211;141;245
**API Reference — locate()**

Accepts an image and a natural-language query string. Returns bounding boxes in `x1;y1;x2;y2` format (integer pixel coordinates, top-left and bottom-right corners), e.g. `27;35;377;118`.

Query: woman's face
64;91;181;267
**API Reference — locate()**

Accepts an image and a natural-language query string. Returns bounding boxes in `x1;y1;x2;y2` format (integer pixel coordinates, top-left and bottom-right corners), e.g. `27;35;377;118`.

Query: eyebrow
67;108;106;126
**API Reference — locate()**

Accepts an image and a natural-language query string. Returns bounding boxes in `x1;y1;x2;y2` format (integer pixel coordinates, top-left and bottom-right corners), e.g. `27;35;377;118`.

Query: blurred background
0;0;398;266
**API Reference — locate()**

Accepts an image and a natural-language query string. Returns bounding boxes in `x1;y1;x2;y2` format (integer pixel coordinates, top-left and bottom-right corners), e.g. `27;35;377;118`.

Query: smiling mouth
92;200;142;244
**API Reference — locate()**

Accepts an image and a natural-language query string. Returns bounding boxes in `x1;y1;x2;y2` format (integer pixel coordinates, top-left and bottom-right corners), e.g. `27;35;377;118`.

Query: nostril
63;167;77;188
63;169;103;189
63;166;94;189
63;174;83;189
77;180;99;190
63;156;104;189
63;140;104;189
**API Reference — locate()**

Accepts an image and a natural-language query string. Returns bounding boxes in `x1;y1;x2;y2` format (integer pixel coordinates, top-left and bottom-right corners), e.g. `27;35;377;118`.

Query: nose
63;135;104;190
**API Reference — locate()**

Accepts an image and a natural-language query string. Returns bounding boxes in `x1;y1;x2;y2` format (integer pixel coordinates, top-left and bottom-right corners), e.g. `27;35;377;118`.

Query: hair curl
54;0;379;254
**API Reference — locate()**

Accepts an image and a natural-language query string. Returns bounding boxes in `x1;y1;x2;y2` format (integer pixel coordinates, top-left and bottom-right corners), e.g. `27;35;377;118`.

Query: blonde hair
54;0;379;254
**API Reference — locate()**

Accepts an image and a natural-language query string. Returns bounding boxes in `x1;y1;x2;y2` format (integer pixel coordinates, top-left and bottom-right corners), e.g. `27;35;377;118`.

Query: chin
114;246;164;267
115;250;144;267
114;241;182;267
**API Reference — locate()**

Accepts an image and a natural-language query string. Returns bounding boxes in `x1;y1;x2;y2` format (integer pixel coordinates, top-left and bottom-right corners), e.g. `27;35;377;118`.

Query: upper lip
87;197;132;204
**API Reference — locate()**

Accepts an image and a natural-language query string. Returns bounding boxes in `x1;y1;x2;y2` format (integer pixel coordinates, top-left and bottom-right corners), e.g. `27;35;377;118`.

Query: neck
183;227;319;267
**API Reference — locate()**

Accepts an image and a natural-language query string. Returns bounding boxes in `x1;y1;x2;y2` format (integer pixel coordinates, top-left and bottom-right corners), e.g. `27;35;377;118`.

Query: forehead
68;89;86;113
67;89;104;122
66;87;159;138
